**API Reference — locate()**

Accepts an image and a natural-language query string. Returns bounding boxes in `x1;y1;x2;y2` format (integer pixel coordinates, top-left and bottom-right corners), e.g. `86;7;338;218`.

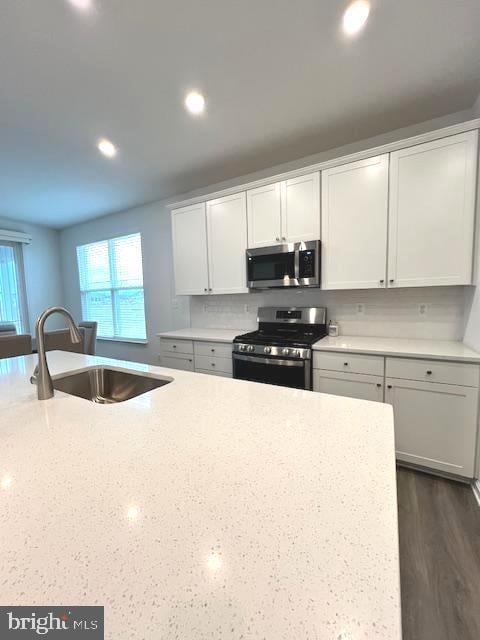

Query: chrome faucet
31;307;82;400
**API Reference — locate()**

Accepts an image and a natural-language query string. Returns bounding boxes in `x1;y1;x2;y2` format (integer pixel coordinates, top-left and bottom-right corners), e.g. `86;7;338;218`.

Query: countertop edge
312;337;480;364
156;329;243;343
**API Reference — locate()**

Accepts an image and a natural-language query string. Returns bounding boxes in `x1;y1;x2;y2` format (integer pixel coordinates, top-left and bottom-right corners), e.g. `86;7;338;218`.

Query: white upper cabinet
281;172;320;243
171;203;209;295
171;126;478;296
247;172;320;248
321;155;389;290
247;183;282;248
388;130;478;288
206;192;248;294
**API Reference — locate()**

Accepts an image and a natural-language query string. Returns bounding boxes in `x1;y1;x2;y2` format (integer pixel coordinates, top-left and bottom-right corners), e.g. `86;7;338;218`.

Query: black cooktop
234;326;327;348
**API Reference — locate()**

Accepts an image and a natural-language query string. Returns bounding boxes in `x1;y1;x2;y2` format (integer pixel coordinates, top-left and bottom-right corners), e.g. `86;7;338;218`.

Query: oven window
248;252;295;282
233;356;307;389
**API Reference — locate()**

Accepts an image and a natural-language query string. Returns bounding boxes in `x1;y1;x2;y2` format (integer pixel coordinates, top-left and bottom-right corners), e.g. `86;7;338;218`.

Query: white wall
59;200;189;365
0;216;64;331
191;287;466;341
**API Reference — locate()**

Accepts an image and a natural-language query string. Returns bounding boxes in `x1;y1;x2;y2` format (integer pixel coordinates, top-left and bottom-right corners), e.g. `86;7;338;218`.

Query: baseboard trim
396;461;470;484
472;480;480;507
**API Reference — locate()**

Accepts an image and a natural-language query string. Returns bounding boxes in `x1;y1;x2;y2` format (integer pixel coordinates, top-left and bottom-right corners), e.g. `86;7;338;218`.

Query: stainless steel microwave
247;240;321;289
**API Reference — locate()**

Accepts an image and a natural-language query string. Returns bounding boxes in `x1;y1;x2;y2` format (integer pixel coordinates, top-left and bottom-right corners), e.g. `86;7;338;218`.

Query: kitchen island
0;351;401;639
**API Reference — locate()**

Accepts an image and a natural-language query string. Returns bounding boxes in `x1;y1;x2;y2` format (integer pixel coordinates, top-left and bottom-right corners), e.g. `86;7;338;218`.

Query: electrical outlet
356;303;365;316
418;303;428;317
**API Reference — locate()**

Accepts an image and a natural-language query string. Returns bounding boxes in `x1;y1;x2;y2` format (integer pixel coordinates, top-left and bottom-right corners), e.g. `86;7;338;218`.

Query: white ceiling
1;0;480;228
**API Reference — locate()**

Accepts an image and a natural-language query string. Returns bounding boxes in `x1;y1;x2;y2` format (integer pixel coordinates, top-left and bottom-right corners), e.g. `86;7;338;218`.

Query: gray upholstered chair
43;321;97;356
0;334;32;359
79;321;98;355
43;327;87;354
0;322;17;336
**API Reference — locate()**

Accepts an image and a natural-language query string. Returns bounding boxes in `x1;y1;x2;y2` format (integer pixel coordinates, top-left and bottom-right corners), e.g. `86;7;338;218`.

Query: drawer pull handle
387;385;392;389
376;383;382;388
389;279;394;284
172;345;177;349
426;370;432;375
379;279;385;284
189;359;193;363
343;362;348;366
211;348;215;353
211;363;216;367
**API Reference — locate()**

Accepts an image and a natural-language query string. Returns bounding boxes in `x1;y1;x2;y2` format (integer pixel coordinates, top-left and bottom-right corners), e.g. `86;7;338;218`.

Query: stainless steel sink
52;366;172;404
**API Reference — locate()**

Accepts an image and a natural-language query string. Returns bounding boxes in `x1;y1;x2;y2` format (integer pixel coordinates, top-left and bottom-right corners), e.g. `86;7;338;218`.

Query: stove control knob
239;344;247;352
247;345;255;353
264;346;271;354
282;347;290;356
293;349;300;357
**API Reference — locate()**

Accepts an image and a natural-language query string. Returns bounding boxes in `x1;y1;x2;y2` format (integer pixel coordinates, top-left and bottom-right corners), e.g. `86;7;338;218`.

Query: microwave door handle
294;247;300;281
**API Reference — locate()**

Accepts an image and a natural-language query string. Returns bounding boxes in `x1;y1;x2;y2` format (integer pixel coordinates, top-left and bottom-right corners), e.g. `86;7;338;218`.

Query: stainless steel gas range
232;307;327;390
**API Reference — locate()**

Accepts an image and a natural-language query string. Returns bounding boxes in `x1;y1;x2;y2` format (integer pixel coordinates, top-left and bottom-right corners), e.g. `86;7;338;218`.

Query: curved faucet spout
31;307;82;400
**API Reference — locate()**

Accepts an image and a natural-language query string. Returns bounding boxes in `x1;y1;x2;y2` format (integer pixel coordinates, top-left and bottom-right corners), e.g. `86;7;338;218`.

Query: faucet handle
30;364;39;385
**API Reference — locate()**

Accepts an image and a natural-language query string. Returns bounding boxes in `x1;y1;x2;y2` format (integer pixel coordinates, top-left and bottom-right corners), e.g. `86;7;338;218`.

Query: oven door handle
233;354;304;367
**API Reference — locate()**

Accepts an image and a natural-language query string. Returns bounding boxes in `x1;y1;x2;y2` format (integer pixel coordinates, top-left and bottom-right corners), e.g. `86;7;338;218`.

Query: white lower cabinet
385;377;478;479
159;338;232;378
313;351;480;479
159;355;194;371
313;371;384;403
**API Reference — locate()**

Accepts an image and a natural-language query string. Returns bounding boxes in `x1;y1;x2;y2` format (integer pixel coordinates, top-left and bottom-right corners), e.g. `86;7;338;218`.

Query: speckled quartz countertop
313;335;480;363
0;351;401;640
157;328;244;343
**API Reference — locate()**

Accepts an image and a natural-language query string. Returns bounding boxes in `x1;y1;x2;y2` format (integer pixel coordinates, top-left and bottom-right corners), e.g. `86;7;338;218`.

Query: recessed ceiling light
97;138;117;158
343;0;370;35
68;0;93;11
185;91;206;115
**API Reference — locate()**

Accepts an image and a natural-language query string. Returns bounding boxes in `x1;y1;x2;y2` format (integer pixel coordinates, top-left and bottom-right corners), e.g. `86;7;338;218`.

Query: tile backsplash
190;286;468;341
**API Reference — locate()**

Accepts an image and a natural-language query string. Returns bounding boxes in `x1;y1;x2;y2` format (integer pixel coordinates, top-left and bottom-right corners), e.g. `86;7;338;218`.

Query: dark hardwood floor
397;467;480;640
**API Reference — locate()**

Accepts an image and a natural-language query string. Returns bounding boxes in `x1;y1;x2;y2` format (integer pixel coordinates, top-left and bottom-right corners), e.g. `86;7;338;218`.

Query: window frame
76;233;148;343
0;240;30;334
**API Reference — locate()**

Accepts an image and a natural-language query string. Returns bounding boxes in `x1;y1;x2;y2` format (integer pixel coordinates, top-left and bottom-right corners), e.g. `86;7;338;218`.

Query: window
0;242;28;333
76;233;147;341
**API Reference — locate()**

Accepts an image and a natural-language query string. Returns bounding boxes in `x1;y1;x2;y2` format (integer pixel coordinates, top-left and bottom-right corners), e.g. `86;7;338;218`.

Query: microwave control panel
299;250;315;278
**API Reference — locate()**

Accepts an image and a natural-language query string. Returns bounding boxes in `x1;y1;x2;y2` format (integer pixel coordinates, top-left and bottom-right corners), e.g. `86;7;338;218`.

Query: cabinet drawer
313;370;384;403
386;357;479;387
196;369;232;378
159;354;194;371
194;341;232;359
194;354;232;374
313;351;384;376
160;338;194;355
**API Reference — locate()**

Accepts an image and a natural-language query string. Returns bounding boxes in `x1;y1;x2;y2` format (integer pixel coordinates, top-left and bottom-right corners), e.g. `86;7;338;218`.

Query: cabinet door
385;378;478;478
246;183;282;248
388;131;477;288
321;155;388;289
206;192;248;294
313;370;384;402
281;172;320;242
171;203;209;295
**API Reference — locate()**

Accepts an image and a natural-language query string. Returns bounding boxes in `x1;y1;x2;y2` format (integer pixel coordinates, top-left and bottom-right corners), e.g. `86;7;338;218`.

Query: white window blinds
76;233;147;340
0;242;28;333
